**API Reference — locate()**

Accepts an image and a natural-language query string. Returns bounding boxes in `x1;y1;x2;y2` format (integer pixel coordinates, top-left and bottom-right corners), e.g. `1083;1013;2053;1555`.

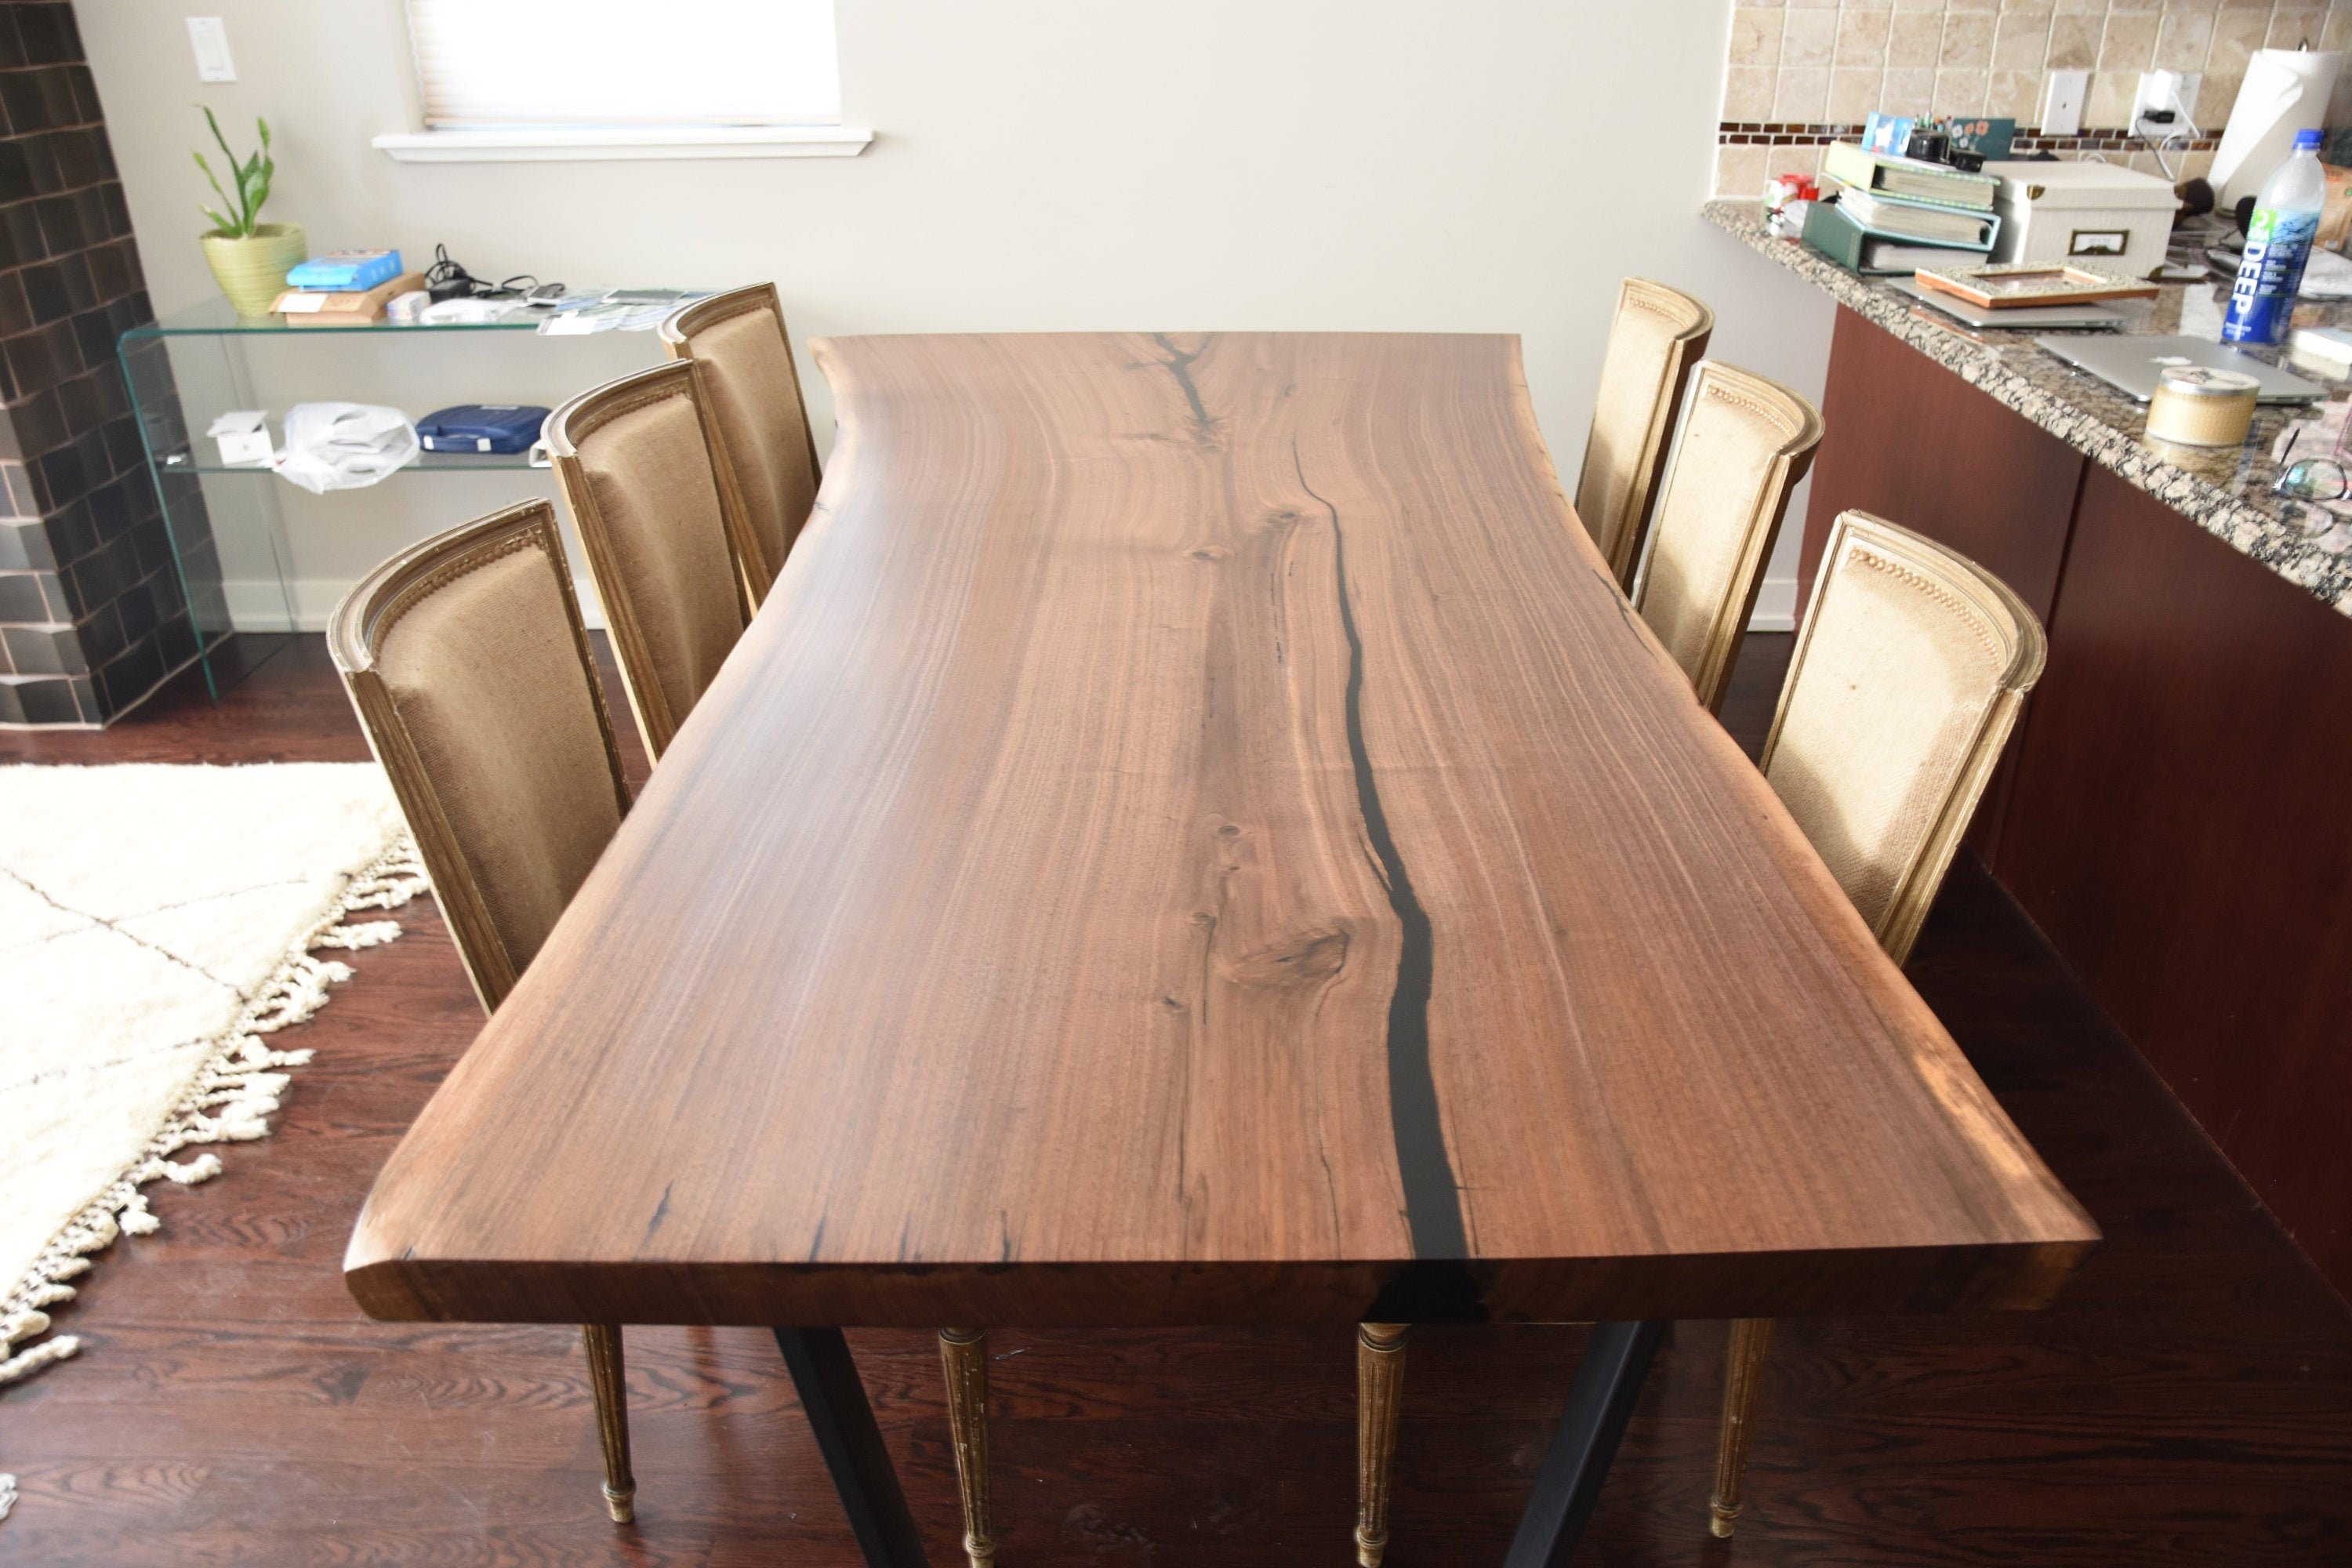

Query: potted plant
194;108;303;317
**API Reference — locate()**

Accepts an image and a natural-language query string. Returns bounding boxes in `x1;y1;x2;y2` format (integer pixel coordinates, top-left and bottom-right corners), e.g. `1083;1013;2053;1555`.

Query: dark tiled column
0;2;206;728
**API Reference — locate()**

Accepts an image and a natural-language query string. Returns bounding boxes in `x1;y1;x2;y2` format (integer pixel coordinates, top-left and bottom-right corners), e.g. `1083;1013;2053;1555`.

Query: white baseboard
1747;575;1796;633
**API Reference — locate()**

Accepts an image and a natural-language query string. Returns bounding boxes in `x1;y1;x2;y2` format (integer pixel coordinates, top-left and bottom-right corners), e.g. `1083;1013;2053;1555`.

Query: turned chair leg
1709;1317;1775;1538
938;1328;999;1568
581;1323;637;1523
1355;1323;1410;1568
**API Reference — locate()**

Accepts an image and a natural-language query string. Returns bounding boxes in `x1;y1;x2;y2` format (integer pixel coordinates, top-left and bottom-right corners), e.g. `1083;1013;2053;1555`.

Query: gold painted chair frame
1709;510;2048;1537
659;282;824;608
546;359;760;762
328;499;642;1522
1631;360;1824;715
1574;278;1715;590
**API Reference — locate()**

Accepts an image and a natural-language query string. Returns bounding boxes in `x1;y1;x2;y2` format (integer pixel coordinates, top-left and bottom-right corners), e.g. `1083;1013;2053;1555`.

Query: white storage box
1984;160;2181;281
206;409;271;466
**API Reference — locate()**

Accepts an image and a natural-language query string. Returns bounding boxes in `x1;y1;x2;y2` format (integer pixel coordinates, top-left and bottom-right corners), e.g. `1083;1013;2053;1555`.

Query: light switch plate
2042;69;2089;138
187;17;235;83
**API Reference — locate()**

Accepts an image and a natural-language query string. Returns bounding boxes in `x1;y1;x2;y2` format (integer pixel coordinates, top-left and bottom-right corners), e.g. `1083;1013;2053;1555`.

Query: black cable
423;245;554;302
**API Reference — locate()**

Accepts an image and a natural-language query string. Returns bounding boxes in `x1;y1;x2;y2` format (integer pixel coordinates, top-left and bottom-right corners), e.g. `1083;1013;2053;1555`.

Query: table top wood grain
346;332;2096;1329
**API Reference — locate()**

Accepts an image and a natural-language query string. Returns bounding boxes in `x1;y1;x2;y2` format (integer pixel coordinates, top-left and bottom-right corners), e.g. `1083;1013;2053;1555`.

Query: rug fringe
0;837;426;1392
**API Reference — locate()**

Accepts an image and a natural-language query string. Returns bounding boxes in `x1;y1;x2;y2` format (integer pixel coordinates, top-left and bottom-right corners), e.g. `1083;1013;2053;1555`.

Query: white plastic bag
271;402;419;493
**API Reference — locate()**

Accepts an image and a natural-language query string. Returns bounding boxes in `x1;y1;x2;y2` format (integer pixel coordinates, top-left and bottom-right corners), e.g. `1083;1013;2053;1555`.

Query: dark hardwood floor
2;630;2347;1566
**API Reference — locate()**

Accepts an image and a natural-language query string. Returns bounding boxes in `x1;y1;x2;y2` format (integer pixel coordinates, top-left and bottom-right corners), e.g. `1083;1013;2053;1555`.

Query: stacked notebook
1809;142;2001;276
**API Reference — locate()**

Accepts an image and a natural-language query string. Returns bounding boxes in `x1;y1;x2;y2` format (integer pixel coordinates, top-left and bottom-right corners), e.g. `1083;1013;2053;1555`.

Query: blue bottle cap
2297;128;2324;150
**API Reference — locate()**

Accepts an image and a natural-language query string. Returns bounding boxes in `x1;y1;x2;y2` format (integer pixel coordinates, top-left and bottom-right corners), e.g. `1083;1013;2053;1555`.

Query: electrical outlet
187;17;235;83
2133;69;2201;129
2043;69;2089;137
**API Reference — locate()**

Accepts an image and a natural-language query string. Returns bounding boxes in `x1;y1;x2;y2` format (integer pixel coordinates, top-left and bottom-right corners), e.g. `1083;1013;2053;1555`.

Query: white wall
75;0;1832;628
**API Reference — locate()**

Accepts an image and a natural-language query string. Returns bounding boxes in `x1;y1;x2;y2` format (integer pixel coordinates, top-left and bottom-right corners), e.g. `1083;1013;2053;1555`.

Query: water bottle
2223;129;2328;346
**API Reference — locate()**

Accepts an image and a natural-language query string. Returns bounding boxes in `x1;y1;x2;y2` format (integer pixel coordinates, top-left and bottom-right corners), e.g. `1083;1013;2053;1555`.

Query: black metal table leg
1502;1319;1668;1568
775;1327;933;1568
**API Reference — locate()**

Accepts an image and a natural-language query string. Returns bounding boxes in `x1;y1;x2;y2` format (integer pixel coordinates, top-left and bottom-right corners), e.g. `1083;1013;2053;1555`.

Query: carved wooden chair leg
1355;1323;1411;1567
938;1328;999;1568
1709;1317;1775;1537
581;1323;637;1523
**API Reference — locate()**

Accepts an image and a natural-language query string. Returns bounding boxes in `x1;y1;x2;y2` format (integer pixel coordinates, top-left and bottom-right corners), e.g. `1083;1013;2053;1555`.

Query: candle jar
2145;365;2262;447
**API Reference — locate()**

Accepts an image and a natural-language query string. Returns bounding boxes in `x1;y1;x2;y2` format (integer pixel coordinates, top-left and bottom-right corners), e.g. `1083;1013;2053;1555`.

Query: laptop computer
1889;277;2126;331
2035;333;2327;404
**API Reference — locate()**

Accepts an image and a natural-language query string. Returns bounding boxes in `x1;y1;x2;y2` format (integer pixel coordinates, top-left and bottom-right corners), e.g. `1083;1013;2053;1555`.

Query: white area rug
0;764;423;1405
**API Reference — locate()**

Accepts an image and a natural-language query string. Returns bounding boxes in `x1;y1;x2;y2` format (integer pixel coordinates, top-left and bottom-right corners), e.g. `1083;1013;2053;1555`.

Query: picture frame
1913;262;2162;307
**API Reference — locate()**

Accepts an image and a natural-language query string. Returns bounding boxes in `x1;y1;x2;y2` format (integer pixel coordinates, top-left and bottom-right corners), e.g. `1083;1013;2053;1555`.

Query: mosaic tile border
1718;120;2222;156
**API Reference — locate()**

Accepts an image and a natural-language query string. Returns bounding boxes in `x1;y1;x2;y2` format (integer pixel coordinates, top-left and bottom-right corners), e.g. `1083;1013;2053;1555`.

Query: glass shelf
118;289;674;702
155;446;550;475
124;295;551;338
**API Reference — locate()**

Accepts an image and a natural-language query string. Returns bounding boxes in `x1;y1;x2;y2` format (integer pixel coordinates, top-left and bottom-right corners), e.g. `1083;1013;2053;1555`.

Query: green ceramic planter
201;223;306;317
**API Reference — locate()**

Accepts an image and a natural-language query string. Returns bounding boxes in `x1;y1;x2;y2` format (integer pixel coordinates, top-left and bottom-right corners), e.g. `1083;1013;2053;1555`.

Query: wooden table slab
347;332;2096;1330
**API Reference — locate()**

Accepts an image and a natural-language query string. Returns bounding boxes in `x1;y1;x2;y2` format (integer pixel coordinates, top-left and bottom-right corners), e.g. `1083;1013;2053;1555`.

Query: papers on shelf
536;293;709;335
416;297;524;325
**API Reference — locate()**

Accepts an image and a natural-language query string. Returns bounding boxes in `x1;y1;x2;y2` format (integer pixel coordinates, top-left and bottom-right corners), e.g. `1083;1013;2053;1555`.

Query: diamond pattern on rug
0;763;426;1394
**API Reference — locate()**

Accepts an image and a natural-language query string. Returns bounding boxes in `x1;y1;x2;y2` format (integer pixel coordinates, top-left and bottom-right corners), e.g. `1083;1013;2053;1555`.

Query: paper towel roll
2212;48;2343;208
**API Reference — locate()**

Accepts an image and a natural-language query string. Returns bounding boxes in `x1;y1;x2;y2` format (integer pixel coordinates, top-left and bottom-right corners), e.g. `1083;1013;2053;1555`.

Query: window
378;0;867;162
405;0;841;129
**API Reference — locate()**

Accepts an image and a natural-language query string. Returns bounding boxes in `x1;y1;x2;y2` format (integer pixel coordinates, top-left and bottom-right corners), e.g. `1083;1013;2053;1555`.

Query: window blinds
405;1;841;129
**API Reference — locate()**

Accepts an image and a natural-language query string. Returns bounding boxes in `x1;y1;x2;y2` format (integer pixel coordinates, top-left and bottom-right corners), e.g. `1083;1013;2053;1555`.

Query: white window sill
372;125;873;163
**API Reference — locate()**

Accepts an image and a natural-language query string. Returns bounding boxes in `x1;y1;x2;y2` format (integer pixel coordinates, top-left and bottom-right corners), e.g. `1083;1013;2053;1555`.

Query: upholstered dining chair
659;283;822;606
1706;510;2049;1538
328;499;642;1522
1574;278;1715;590
546;359;757;762
1632;361;1824;713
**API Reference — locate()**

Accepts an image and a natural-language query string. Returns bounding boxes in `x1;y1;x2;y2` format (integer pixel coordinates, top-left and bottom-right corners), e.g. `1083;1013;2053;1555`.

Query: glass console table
118;297;654;699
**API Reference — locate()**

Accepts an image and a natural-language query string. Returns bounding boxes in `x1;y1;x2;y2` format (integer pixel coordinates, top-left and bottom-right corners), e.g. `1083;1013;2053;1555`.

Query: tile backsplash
1715;0;2352;195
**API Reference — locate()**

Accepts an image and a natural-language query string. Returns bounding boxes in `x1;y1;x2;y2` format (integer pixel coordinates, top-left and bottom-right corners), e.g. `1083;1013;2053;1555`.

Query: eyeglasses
2274;457;2351;503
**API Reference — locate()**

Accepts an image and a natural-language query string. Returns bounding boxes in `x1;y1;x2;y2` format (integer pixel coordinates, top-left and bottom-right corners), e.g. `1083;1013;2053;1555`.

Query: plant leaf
246;131;270;225
204;105;238;172
197;106;277;230
191;149;245;234
198;203;235;237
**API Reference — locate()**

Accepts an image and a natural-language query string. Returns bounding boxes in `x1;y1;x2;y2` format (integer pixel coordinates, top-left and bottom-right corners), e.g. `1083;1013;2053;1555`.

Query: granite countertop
1703;198;2352;619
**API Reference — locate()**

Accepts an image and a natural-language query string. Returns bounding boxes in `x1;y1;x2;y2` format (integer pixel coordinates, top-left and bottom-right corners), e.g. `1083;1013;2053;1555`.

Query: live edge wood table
345;332;2097;1564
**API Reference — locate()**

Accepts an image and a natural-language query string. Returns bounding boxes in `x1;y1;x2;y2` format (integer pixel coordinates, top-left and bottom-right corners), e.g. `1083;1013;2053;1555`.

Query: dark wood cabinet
1997;464;2352;1289
1798;306;2352;1299
1799;307;2086;624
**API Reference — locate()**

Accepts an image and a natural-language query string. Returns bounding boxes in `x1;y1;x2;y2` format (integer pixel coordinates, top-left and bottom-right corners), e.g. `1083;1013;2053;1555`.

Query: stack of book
270;271;426;327
1803;142;2002;276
